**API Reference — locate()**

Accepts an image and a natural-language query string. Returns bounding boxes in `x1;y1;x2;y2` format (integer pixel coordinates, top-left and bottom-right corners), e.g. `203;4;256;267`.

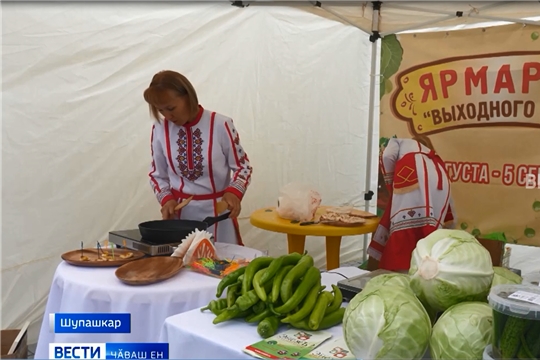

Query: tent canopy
245;1;540;35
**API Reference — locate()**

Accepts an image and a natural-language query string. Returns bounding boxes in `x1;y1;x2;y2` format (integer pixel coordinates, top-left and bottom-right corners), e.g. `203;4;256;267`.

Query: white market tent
2;1;540;344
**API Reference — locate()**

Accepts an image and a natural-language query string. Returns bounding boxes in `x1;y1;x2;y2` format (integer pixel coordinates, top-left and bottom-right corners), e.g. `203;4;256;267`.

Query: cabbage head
343;285;431;360
430;302;493;360
409;229;494;313
491;266;522;287
363;273;412;292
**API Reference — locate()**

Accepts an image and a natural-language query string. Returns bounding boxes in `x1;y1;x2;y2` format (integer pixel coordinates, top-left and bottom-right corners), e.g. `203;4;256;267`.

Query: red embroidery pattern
230;127;251;181
177;128;204;181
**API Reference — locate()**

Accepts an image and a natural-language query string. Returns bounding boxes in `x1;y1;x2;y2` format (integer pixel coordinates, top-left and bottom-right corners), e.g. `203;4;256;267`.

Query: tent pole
362;1;381;263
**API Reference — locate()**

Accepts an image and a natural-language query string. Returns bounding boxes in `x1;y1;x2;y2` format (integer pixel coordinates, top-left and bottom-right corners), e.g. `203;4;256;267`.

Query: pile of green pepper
201;252;346;339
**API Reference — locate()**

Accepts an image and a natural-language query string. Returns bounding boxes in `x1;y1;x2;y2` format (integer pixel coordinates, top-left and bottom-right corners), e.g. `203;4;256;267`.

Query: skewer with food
79;251;134;262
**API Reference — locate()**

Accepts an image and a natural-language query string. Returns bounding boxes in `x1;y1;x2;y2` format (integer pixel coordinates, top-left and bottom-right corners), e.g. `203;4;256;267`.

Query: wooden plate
115;257;184;286
319;215;367;227
321;220;367;227
349;209;378;218
61;248;145;267
326;208;377;219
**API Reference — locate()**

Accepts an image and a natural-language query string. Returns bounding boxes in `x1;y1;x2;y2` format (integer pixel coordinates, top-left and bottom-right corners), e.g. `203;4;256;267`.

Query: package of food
171;230;253;278
276;182;321;222
188;257;251;278
488;284;540;359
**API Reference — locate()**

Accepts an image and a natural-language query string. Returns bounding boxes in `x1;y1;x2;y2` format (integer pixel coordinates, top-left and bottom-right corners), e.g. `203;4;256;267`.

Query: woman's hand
161;199;178;220
222;192;241;218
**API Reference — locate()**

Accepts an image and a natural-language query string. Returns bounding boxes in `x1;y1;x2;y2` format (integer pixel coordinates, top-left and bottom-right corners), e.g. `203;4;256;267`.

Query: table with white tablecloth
159;267;367;359
35;243;263;359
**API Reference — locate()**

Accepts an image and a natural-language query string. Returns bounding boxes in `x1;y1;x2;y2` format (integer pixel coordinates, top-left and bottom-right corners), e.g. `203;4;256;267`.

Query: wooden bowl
115;257;184;286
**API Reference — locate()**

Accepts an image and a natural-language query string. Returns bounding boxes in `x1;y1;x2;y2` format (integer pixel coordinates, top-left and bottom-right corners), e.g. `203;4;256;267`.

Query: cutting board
115;256;184;286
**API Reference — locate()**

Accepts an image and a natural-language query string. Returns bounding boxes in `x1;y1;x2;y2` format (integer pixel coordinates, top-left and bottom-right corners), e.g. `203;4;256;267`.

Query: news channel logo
49;343;168;359
49;313;131;333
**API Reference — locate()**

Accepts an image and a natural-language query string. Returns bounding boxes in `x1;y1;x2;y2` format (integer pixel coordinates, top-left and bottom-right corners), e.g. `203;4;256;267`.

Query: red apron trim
407;150;447;190
426;150;444;190
206;112;220;239
171;189;225;201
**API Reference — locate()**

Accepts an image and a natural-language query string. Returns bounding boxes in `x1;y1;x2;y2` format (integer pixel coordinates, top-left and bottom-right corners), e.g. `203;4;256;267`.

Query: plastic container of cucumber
488;284;540;359
483;344;494;360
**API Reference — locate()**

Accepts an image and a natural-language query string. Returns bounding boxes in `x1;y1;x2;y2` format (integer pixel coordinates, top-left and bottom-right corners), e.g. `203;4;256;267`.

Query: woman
144;70;253;245
367;136;455;272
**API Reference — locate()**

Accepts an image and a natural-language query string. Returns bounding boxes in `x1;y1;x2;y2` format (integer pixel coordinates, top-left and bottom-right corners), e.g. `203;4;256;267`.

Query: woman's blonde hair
143;70;199;122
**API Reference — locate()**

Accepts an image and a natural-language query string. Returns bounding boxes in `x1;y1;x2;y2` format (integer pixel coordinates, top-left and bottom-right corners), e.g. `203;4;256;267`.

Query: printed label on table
508;291;540;306
49;313;131;333
49;343;169;359
301;337;355;359
243;329;332;359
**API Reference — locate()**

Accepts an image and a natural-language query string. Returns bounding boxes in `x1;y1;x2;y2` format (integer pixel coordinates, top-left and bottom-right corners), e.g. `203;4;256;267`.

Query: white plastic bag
276;182;322;222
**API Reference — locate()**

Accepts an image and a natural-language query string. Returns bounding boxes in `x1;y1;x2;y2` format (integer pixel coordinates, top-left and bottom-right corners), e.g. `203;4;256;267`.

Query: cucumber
516;321;540;359
500;316;529;359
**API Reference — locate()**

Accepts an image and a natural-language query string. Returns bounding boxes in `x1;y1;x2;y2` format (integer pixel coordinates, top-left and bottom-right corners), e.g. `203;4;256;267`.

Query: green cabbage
409;229;494;313
363;273;411;292
430;302;493;360
491;266;522;287
343;285;432;360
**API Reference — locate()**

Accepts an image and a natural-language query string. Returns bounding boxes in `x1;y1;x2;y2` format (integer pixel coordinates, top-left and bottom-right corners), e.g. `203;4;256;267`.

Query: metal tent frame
233;1;539;261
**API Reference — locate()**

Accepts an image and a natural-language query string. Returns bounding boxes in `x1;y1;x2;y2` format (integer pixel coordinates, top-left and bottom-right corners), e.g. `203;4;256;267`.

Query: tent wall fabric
1;2;375;342
2;0;539;344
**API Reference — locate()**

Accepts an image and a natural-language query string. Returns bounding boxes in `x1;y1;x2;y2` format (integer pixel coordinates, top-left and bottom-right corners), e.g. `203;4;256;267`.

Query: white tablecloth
35;243;263;359
159;267;367;359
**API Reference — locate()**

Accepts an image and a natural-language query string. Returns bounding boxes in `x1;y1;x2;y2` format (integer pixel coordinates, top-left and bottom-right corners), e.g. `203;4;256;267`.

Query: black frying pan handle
203;212;232;227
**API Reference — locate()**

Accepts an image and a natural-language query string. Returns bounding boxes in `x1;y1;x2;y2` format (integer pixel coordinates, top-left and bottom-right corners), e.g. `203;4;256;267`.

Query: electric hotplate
108;229;182;256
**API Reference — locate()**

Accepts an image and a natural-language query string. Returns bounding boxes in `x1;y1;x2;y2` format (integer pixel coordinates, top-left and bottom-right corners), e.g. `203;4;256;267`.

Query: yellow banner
393;53;540;135
379;24;540;246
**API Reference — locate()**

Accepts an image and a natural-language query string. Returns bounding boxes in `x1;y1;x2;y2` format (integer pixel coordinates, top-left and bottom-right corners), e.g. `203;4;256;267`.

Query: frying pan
138;212;231;244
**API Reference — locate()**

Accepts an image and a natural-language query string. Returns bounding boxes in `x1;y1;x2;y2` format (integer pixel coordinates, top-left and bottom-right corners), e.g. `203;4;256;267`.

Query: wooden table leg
287;234;306;254
325;236;342;270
